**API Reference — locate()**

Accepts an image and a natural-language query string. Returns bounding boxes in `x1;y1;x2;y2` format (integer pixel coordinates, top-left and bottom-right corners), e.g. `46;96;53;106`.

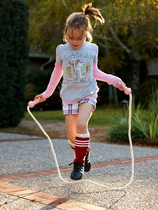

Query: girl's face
66;27;86;49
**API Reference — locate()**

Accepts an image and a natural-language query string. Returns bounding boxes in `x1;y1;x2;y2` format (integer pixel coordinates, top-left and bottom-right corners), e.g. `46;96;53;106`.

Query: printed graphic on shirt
63;51;93;83
65;60;91;83
65;65;72;78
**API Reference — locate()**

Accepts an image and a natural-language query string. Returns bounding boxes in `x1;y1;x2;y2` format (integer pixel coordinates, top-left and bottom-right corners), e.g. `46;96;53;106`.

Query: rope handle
122;86;131;95
28;98;40;108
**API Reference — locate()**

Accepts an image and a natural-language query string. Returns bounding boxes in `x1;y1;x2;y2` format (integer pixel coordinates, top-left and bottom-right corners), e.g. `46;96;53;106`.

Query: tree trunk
131;61;141;95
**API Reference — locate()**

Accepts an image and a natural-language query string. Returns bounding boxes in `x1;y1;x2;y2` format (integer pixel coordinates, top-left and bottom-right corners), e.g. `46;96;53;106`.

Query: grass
25;110;65;121
25;107;126;126
0;107;128;140
2;106;153;145
90;108;123;126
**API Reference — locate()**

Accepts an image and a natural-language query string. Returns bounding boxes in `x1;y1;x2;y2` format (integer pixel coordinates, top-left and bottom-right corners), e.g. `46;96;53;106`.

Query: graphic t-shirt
56;41;99;103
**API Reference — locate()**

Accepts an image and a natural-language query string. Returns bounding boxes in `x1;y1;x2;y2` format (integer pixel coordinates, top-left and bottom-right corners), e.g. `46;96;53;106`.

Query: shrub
109;120;146;144
133;91;158;141
0;0;29;127
135;79;158;108
109;91;158;143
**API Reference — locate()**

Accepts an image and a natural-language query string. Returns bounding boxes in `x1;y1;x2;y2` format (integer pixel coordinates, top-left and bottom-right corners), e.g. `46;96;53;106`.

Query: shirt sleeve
56;45;62;64
93;63;122;87
42;62;63;99
93;44;98;64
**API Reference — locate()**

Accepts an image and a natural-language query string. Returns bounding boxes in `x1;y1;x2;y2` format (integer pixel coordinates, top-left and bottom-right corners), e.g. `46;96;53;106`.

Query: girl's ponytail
82;3;105;24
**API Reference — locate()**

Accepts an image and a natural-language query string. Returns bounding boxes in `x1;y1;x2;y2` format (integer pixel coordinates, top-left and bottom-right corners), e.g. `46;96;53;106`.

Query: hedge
0;0;29;127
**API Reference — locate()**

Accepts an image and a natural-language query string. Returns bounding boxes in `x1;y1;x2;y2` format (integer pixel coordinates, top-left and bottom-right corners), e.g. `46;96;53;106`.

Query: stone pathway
0;133;158;210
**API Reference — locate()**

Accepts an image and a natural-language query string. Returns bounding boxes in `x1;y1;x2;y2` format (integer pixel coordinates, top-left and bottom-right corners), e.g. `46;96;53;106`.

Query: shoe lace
69;162;73;166
69;162;84;172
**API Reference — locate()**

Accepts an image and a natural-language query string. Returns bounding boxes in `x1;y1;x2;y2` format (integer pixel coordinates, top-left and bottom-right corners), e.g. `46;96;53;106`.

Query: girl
34;3;126;180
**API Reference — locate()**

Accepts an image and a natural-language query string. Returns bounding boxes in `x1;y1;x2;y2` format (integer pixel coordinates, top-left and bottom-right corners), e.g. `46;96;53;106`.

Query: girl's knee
76;121;87;133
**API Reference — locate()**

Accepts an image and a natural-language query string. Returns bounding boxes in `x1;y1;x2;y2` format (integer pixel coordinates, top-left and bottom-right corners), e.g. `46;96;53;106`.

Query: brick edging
0;182;104;209
0;156;158;182
0;156;157;210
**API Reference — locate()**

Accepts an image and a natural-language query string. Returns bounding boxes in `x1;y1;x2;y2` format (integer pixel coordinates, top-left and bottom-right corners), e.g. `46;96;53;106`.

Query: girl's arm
34;62;63;102
93;63;125;90
42;62;63;98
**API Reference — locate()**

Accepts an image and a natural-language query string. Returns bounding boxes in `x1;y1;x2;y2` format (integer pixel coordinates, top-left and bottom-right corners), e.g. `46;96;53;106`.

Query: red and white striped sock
74;132;90;164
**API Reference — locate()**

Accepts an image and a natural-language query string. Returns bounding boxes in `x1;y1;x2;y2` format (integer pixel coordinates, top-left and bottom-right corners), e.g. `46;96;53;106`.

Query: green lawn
0;107;128;138
25;107;126;126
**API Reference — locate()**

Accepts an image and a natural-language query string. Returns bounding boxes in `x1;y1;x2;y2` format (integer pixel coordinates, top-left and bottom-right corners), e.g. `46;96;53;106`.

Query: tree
95;0;158;92
25;0;158;102
0;0;29;127
25;0;91;58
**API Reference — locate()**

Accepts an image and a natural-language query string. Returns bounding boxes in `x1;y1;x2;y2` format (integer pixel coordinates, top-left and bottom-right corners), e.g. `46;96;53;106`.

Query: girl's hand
116;81;131;95
34;94;46;103
116;81;126;91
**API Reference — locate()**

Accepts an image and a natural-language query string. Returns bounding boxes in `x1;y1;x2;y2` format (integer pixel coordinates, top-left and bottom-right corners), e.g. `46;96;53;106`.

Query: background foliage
110;91;158;143
135;79;158;108
26;70;62;110
0;0;29;127
24;0;158;105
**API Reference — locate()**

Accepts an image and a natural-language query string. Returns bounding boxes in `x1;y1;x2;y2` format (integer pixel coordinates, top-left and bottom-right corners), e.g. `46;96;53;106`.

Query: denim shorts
62;95;97;115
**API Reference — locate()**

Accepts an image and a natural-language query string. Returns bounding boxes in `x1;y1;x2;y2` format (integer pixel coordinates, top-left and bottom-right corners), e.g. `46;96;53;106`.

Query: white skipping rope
27;92;134;190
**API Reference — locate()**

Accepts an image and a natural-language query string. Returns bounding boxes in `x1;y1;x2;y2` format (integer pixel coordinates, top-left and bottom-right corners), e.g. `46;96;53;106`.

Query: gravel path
0;132;40;140
10;160;158;210
0;132;158;210
0;138;158;175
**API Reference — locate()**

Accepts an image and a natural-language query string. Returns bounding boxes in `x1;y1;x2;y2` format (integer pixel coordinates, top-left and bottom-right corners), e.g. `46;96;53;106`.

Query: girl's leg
65;114;78;146
71;103;93;180
76;102;93;133
65;101;92;146
75;102;93;161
